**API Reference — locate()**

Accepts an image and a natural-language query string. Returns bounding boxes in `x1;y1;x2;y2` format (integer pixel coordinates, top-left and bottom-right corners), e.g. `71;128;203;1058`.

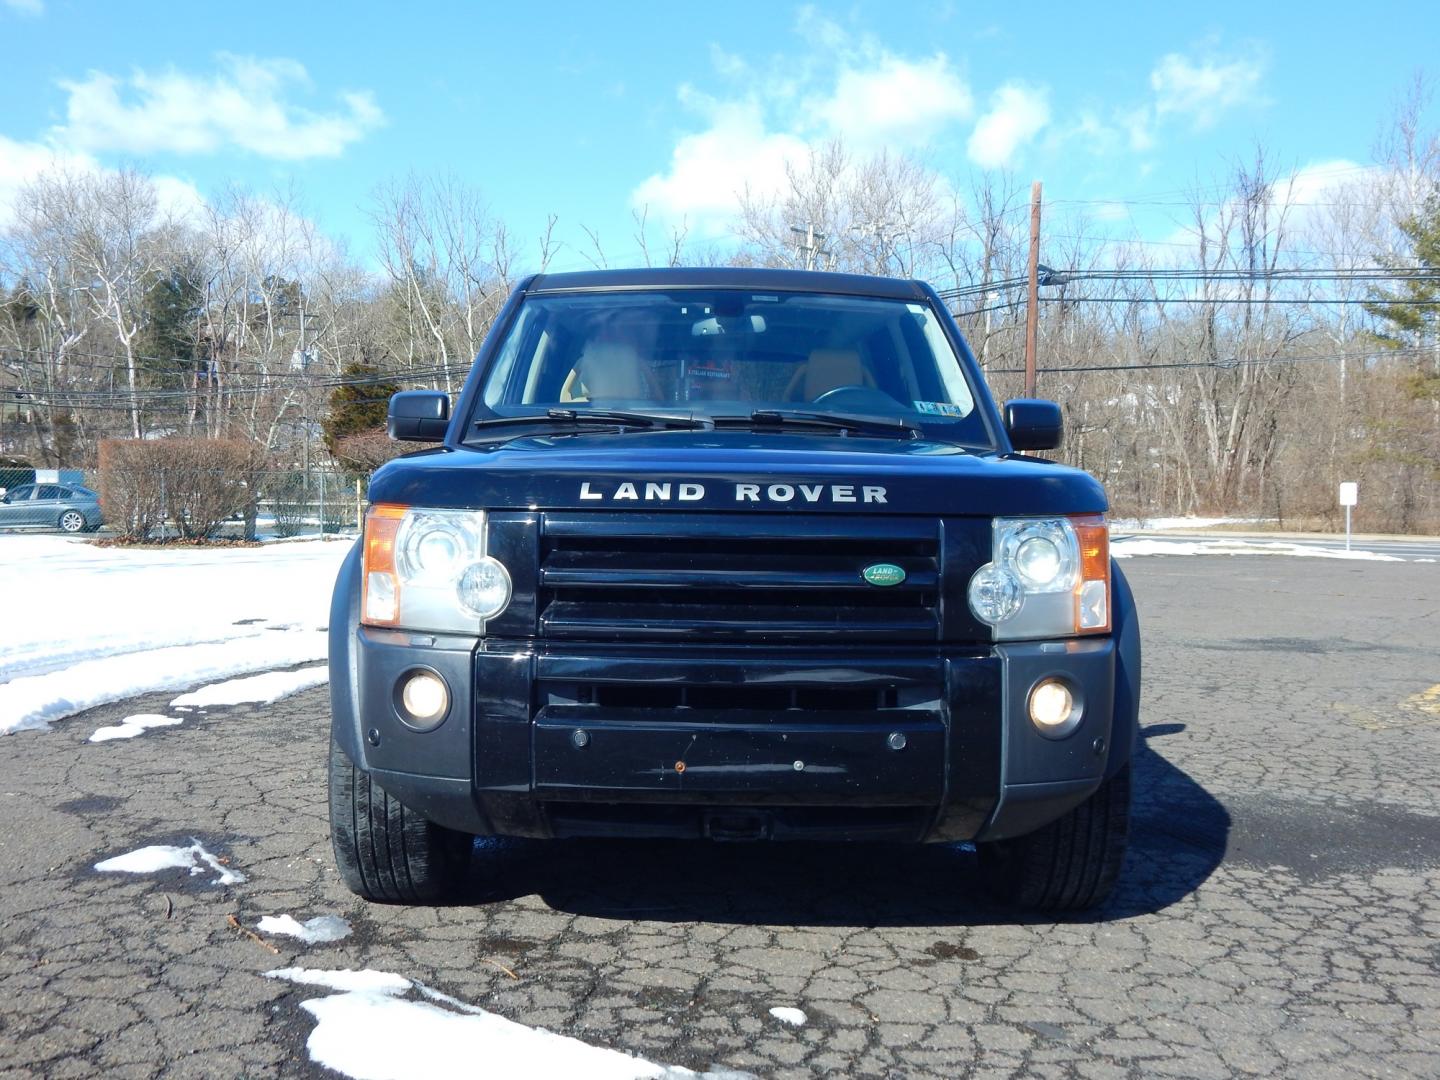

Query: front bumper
332;624;1117;844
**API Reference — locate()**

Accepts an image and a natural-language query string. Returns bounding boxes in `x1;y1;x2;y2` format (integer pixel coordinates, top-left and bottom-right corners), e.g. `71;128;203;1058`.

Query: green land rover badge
862;563;907;587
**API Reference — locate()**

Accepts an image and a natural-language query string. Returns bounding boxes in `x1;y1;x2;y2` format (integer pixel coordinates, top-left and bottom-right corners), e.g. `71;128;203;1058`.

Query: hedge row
97;438;270;541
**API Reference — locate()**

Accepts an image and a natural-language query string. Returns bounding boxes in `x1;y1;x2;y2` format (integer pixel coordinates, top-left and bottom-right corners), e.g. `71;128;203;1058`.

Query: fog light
397;670;449;728
1028;678;1081;738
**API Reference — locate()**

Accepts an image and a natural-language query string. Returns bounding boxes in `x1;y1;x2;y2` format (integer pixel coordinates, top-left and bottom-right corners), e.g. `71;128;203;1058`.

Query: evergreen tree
141;261;205;389
1366;194;1440;400
322;361;400;457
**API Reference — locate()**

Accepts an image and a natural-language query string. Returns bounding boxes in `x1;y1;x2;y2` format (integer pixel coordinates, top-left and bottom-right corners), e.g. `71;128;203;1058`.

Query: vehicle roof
523;267;931;300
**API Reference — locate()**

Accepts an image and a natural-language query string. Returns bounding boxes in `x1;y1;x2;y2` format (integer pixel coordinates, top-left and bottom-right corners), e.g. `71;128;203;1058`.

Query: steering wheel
810;385;907;413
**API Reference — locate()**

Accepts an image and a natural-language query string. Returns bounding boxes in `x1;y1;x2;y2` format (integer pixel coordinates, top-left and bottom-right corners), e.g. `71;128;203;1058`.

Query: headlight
1007;524;1073;590
361;505;511;632
457;557;512;619
968;515;1110;639
396;511;482;585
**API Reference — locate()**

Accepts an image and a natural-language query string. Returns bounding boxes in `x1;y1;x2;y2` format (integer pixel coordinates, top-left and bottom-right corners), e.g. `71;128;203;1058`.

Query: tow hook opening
704;811;770;842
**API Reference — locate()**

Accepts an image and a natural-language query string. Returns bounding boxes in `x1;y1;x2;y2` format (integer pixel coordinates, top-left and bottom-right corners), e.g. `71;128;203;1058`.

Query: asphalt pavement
1;556;1438;1078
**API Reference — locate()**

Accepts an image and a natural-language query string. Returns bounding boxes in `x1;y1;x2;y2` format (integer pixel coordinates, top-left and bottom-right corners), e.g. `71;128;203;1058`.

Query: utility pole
1024;181;1043;397
789;223;830;271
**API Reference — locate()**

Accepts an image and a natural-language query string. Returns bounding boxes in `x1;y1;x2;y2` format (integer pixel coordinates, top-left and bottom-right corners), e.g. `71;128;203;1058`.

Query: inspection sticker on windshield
913;400;966;417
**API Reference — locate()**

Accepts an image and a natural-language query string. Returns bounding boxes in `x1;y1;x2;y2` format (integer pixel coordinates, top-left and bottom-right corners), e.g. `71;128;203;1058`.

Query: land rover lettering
578;481;706;501
734;482;887;504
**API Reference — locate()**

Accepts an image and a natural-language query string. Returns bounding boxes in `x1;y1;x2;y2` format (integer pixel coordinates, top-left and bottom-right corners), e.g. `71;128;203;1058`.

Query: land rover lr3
328;267;1141;912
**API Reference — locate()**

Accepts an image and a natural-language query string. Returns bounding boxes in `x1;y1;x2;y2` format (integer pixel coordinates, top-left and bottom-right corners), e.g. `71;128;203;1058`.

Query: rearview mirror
388;391;451;442
1003;399;1063;451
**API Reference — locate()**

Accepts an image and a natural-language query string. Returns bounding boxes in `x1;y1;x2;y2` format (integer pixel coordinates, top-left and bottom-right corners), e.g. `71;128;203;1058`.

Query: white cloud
0;136;95;228
2;0;44;15
633;42;973;224
54;54;383;160
967;82;1049;168
794;4;850;52
1119;105;1156;152
1067;45;1265;156
1150;49;1265;129
812;53;972;148
0;134;208;229
1283;159;1370;204
632;98;810;223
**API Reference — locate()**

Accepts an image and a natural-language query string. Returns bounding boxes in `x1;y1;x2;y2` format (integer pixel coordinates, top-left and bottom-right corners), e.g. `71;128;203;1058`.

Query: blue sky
1;0;1435;271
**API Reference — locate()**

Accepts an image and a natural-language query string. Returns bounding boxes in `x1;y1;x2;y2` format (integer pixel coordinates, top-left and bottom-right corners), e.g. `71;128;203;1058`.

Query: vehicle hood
369;430;1106;517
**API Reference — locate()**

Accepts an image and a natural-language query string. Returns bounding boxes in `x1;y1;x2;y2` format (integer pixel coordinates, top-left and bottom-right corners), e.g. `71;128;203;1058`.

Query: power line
1040;295;1439;307
984;343;1437;375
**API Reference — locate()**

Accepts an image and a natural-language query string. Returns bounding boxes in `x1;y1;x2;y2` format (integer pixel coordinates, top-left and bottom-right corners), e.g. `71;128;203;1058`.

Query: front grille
541;678;941;721
538;513;941;642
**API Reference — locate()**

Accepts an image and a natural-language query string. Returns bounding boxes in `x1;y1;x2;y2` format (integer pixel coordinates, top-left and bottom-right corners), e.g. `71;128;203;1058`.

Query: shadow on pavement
459;723;1230;925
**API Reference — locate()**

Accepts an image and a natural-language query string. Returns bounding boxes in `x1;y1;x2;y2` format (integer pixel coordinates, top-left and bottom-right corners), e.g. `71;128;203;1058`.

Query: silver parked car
0;483;104;533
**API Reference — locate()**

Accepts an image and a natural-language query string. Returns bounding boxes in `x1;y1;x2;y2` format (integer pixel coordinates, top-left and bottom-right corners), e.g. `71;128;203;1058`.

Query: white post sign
1339;482;1358;550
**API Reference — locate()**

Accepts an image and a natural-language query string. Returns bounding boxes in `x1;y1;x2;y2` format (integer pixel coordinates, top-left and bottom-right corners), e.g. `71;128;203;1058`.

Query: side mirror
388;390;451;442
1004;399;1063;451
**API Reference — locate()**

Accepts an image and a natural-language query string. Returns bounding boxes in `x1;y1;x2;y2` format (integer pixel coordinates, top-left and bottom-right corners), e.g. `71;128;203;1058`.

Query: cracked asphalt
2;555;1438;1079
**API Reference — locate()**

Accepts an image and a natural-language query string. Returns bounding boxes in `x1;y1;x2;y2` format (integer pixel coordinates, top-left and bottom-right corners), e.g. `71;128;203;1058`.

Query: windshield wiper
716;409;920;440
469;408;710;444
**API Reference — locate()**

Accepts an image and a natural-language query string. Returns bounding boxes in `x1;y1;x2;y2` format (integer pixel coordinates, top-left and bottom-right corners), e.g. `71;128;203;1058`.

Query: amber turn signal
1070;514;1110;634
361;504;407;626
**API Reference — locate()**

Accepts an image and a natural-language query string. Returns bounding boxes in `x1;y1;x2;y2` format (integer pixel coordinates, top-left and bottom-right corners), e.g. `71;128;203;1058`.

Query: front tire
328;736;471;903
978;765;1131;911
59;511;85;533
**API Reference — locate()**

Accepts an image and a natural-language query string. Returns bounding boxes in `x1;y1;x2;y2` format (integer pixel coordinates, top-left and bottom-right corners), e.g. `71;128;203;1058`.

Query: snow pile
258;914;352;945
768;1007;807;1026
89;713;184;743
265;967;756;1080
94;839;245;885
0;536;349;734
4;633;326;734
1112;537;1403;562
171;666;328;708
1112;515;1267;531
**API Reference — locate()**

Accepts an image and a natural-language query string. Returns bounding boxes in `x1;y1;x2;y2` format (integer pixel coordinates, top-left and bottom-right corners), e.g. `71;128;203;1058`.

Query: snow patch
171;665;328;708
768;1006;807;1026
269;967;411;994
1112;538;1404;562
88;713;183;742
1;630;326;734
0;537;347;734
95;839;245;885
258;914;352;944
1111;516;1268;531
265;966;755;1080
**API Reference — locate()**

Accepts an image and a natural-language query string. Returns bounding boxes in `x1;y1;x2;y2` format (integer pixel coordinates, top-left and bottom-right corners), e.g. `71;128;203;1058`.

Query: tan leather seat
784;349;875;401
564;341;659;401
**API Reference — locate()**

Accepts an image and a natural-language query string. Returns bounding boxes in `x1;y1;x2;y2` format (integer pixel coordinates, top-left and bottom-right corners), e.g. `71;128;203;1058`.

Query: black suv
327;268;1140;911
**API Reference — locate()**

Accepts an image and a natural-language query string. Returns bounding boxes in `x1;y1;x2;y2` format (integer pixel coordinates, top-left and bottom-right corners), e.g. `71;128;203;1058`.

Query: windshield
475;289;993;446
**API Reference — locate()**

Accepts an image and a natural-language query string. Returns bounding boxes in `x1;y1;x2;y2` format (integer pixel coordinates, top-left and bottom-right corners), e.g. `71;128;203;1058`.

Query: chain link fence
256;464;365;538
